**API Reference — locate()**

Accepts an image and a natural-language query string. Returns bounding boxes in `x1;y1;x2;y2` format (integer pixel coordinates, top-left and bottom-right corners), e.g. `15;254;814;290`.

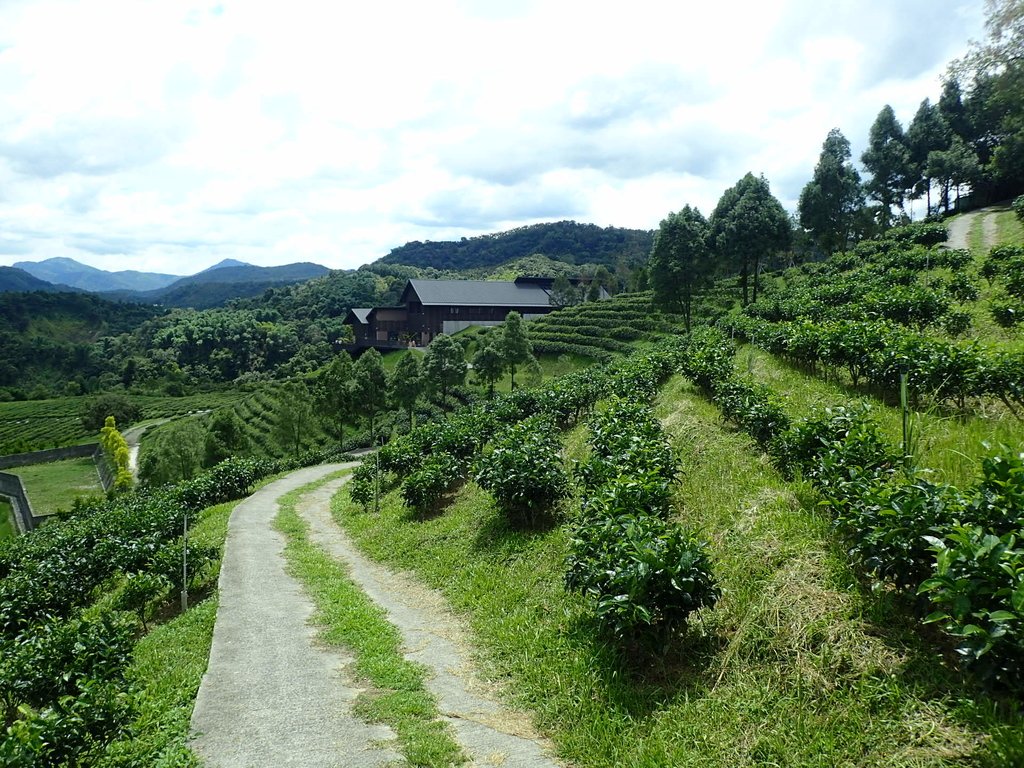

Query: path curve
192;464;561;768
190;463;400;768
945;205;1003;251
300;477;561;768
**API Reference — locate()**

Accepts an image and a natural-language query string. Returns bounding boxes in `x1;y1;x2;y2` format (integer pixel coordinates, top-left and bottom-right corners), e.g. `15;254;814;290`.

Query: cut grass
737;345;1023;487
10;456;103;516
333;380;1023;767
994;208;1024;247
275;473;464;767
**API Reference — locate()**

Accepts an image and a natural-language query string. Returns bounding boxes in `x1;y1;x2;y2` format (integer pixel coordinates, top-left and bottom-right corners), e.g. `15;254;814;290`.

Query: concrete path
945;205;1003;251
192;464;560;768
190;463;400;768
300;478;560;768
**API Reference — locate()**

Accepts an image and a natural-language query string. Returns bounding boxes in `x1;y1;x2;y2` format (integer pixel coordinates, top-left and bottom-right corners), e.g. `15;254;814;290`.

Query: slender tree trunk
740;263;749;306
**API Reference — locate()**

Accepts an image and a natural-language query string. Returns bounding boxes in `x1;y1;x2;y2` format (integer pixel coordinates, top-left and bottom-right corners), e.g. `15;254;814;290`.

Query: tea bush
475;416;569;527
565;509;718;644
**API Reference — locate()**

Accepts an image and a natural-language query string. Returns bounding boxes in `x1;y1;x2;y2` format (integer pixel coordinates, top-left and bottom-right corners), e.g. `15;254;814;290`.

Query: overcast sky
0;0;985;275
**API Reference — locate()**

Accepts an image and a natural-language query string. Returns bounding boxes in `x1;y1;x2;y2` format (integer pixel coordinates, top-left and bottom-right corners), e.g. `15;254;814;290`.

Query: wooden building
344;277;562;349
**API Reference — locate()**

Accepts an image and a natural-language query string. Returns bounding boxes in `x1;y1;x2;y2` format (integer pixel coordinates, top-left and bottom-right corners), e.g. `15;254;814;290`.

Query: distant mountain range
4;257;331;308
13;257;180;292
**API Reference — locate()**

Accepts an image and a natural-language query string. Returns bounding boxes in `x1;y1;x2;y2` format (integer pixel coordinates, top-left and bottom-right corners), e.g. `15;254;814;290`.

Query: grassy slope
333;376;1022;766
10;456;103;516
94;499;235;766
737;345;1023;487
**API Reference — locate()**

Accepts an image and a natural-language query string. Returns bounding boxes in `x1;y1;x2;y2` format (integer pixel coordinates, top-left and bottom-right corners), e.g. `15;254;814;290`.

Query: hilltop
376;220;654;270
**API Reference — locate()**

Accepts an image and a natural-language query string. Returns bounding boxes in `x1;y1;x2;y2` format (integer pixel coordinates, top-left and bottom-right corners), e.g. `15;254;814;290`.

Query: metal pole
899;363;910;471
181;513;189;613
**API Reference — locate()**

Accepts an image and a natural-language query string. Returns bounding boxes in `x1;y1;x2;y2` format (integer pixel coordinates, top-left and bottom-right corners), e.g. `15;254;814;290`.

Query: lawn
10;456;104;516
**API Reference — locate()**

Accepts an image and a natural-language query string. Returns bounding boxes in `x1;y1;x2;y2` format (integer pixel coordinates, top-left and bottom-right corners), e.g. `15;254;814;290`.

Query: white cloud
0;0;987;274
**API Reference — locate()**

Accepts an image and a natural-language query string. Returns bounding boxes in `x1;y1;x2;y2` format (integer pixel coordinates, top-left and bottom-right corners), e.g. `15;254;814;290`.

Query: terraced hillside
0;391;243;454
527;291;686;360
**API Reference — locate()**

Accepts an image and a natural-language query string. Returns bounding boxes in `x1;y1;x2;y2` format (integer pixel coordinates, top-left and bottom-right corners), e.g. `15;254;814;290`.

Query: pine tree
798;129;864;255
498;312;534;390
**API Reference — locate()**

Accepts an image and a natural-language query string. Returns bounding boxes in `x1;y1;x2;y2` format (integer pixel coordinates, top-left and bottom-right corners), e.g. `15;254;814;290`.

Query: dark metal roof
401;279;552;307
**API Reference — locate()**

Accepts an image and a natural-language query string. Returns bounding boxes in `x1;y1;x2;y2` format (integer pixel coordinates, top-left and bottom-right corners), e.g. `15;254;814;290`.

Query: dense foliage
677;327;1024;692
377;221;654;270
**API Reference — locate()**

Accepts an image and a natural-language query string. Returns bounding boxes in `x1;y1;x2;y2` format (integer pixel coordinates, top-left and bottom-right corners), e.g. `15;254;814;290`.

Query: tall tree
949;1;1024;194
275;380;314;457
798;128;865;255
549;274;581;307
927;137;982;212
353;348;388;442
649;205;712;330
314;352;357;447
422;333;466;405
861;105;913;229
472;339;505;397
710;173;791;305
498;311;534;390
906;100;951;214
203;410;249;467
388;352;422;429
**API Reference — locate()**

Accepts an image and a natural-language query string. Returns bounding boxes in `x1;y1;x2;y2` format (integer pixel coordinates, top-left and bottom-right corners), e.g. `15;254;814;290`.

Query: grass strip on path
275;472;465;768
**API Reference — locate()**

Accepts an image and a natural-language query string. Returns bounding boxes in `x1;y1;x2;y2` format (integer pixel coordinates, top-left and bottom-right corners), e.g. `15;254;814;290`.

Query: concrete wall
0;443;98;470
0;471;37;533
93;446;115;492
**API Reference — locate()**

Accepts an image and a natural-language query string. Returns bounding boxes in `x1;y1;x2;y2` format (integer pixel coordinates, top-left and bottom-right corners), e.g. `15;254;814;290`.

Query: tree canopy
649;205;712;330
798;129;865;255
862;105;913;228
710;173;791;305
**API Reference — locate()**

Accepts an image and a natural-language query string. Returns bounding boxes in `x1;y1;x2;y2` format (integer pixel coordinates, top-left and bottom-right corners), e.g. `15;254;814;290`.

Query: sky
0;0;986;275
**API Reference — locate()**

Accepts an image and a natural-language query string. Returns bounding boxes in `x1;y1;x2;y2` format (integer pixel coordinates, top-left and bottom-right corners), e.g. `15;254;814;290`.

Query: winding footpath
944;205;1002;251
191;464;560;768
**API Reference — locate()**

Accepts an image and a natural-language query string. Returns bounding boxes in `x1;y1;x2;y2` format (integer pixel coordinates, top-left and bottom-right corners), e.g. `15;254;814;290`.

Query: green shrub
475;417;569;526
565;511;718;646
920;525;1024;692
1013;194;1024;223
401;452;463;517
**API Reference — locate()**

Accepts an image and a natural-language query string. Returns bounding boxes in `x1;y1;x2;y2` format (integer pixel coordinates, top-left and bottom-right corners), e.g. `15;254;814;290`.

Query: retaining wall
0;443;98;470
0;471;37;533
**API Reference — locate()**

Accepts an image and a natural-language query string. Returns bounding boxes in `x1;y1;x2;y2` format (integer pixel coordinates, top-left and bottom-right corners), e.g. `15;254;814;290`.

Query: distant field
0;497;13;539
9;457;104;516
0;391;244;454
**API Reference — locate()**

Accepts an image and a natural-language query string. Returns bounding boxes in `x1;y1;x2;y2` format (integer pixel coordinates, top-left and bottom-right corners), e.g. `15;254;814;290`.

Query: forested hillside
376;220;654;270
0;293;167;396
0;266;73;294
